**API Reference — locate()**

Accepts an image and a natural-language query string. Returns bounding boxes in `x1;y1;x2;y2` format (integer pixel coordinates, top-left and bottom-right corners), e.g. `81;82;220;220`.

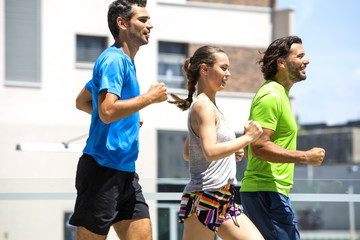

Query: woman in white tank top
169;46;264;240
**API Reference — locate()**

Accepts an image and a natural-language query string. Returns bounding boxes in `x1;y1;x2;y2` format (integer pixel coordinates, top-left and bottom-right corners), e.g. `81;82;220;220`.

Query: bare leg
76;226;107;240
182;215;215;240
217;214;264;240
113;218;152;240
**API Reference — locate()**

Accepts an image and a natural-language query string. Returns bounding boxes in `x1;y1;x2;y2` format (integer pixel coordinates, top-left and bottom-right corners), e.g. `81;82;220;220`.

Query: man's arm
251;128;325;166
98;82;167;124
244;145;249;160
76;86;93;115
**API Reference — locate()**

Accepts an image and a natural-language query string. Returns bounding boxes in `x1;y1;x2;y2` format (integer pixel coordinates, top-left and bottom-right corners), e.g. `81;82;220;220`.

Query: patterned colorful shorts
178;184;243;232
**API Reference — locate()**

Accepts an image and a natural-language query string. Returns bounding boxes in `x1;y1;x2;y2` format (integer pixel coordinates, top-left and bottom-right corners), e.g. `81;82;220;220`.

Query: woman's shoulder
191;98;215;114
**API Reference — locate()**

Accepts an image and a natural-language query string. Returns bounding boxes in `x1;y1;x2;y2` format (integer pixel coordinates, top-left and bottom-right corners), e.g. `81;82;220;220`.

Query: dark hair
169;46;225;111
258;36;302;80
107;0;147;39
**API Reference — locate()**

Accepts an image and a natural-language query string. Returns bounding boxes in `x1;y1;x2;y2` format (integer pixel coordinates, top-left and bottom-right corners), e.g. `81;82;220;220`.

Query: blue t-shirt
85;79;92;92
83;44;140;172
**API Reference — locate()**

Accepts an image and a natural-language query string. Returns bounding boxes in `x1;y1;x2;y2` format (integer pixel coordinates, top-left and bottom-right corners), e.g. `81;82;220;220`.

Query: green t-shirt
240;80;297;196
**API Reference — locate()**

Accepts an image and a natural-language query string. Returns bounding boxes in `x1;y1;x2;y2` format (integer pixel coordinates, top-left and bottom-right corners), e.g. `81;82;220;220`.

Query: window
157;130;189;178
64;212;75;240
157;204;184;240
5;0;41;87
158;42;187;89
76;35;108;66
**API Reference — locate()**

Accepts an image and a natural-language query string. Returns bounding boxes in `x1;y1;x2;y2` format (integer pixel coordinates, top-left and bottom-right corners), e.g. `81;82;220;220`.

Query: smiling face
127;5;153;46
285;43;310;83
206;52;231;91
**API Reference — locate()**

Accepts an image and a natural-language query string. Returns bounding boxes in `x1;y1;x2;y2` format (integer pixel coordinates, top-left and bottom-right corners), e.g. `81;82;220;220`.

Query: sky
276;0;360;125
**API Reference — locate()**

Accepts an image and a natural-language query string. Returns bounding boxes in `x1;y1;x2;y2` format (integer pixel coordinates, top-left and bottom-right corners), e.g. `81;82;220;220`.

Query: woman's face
206;52;231;91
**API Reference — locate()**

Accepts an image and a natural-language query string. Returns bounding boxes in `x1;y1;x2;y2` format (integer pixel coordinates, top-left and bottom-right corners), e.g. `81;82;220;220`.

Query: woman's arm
191;101;262;162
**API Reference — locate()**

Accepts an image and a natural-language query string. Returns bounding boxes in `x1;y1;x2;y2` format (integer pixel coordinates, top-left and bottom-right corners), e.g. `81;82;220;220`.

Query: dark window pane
157;42;187;89
76;35;107;63
159;42;187;54
158;208;170;240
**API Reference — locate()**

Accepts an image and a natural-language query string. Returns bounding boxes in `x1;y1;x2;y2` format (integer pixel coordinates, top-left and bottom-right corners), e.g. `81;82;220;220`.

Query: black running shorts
69;154;150;235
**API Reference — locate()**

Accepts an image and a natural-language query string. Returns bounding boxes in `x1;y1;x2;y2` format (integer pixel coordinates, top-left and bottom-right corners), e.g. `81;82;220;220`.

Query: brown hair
169;46;225;111
107;0;147;39
258;36;302;80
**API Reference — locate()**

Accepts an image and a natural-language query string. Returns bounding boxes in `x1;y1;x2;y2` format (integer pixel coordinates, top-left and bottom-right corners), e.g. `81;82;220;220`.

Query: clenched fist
235;149;245;162
244;120;263;143
146;82;168;103
305;147;325;166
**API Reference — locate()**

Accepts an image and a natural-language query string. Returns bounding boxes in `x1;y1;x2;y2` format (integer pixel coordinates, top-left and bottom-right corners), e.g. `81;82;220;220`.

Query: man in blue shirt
70;1;167;239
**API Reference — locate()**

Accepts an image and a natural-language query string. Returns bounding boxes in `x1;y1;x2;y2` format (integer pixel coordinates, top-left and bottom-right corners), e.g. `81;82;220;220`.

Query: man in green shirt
240;36;326;240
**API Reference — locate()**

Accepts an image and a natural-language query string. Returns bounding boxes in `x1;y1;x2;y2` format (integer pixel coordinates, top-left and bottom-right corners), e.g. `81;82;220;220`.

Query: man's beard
128;28;149;46
287;61;307;82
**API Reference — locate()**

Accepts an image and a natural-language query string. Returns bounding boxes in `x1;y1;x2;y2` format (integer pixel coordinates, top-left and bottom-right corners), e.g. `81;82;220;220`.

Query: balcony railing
0;178;359;240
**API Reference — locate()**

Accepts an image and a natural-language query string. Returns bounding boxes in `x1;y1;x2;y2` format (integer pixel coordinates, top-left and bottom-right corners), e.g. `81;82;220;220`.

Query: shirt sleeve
85;79;92;93
251;92;282;131
98;55;125;98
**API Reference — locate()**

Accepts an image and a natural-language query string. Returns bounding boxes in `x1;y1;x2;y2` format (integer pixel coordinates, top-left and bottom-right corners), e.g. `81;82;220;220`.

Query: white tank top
183;99;237;193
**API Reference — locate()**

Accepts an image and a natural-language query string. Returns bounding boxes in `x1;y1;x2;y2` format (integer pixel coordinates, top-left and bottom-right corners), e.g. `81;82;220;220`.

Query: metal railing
0;179;359;240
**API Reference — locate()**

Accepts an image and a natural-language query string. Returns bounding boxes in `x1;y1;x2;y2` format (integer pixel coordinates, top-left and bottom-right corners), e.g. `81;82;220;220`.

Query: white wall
273;8;294;40
153;2;272;48
0;0;4;84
